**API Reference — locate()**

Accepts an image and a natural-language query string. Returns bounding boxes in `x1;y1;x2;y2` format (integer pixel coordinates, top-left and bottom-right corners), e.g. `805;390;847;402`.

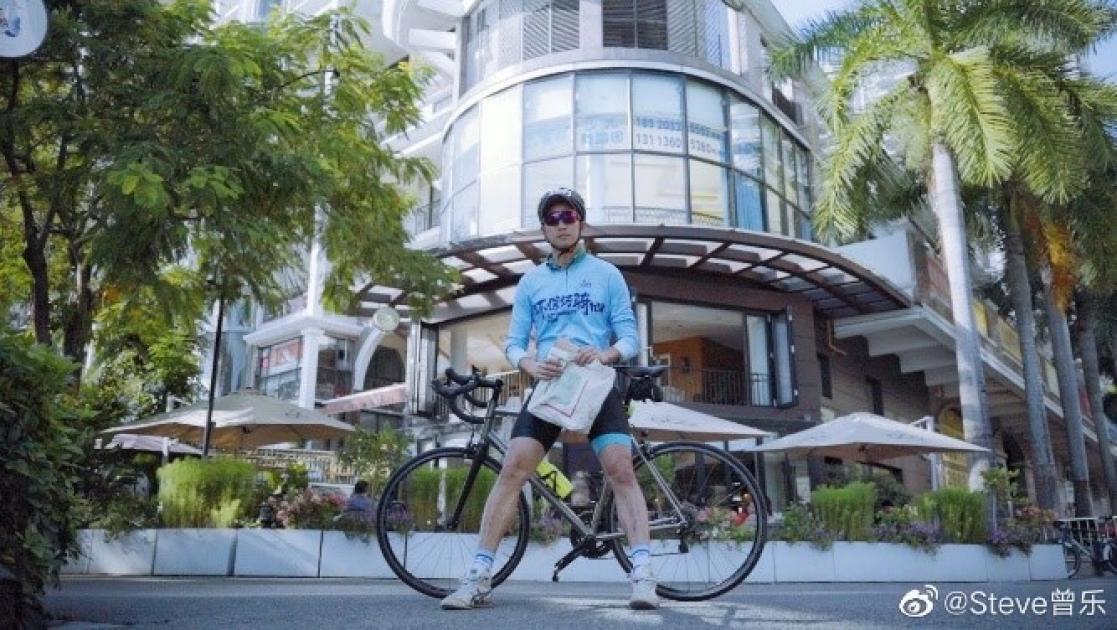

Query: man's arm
607;268;639;362
504;280;532;370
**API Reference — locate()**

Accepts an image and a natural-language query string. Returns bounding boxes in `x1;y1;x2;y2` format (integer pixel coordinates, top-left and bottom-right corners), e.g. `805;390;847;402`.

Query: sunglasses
542;209;580;226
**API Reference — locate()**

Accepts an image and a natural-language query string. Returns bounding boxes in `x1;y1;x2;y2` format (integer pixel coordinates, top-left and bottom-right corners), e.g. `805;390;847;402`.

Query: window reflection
576;74;631;151
689;160;728;226
686;81;727;162
452;108;480;193
730;97;761;176
634;154;686;223
577;153;633;223
452;183;479;242
480;85;522;173
734;173;764;231
523;157;574;227
524;75;573;161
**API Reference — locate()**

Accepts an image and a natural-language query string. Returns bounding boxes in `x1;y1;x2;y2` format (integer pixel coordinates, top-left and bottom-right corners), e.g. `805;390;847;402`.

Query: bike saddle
616;365;667;379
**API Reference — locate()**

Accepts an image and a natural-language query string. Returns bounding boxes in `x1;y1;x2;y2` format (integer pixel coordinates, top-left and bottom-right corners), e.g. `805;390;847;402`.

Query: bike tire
605;441;768;601
1063;542;1082;578
376;447;530;598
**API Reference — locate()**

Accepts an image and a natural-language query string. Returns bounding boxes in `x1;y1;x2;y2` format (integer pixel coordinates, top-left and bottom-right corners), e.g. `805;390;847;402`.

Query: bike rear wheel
606;441;767;601
376;447;530;598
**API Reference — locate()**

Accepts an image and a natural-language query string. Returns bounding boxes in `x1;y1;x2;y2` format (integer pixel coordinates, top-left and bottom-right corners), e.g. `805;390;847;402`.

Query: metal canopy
356;225;910;320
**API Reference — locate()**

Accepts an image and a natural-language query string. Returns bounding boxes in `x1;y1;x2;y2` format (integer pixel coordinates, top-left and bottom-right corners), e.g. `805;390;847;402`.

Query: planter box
1028;544;1067;580
833;542;941;582
61;529;93;575
319;531;394;578
772;541;835;582
234;529;322;577
86;529;156;576
985;548;1031;582
153;529;236;576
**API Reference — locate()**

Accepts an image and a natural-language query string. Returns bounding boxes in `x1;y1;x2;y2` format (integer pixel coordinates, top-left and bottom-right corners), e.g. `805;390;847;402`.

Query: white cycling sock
629;544;651;574
470;548;495;575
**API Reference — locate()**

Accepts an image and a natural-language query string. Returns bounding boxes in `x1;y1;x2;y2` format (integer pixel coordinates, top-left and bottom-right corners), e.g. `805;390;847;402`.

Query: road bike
375;366;768;601
1056;517;1117;578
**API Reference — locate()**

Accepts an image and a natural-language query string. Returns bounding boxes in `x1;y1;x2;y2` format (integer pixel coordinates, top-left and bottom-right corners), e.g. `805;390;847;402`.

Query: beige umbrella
97;434;203;456
747;411;988;461
101;390;354;450
628;401;772;442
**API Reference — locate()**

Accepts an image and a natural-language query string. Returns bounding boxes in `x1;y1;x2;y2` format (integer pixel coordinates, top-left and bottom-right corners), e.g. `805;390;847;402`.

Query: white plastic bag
526;341;615;434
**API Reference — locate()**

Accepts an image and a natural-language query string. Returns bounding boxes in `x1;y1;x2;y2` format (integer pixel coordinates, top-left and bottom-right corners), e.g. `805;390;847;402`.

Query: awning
322;383;408;414
356;225;910;320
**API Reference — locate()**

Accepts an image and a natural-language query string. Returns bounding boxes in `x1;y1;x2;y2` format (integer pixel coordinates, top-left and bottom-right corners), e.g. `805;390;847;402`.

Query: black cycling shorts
511;387;630;451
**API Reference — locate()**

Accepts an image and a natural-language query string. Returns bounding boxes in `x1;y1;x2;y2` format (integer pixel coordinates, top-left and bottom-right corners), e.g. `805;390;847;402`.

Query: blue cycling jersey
505;245;639;368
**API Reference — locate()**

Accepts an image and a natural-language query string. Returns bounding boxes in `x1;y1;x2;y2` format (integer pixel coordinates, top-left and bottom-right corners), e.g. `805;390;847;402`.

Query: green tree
338;427;410;496
770;0;1114;516
0;1;455;375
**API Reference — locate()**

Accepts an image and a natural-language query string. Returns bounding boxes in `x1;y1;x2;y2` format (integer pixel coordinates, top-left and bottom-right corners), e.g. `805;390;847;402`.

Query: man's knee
599;448;637;487
499;439;544;484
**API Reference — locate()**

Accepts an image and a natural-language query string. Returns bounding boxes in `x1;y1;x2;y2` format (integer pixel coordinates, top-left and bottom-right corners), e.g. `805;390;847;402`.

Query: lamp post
201;289;226;458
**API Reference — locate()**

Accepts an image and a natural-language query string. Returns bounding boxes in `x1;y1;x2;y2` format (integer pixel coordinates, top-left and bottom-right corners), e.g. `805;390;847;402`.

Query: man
441;187;658;611
342;479;376;525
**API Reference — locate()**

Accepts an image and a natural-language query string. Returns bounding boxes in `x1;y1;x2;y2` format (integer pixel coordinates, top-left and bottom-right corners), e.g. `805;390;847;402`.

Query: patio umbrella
100;390;354;451
97;434;202;456
745;411;988;461
628;401;772;442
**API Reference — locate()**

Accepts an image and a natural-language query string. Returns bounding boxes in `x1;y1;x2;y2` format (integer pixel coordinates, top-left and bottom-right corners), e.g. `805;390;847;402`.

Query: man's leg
441;437;546;610
477;437;546;550
596;439;658;610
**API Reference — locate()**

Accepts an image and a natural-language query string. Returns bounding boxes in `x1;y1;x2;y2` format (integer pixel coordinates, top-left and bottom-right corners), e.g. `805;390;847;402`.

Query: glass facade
256;338;302;401
440;70;812;242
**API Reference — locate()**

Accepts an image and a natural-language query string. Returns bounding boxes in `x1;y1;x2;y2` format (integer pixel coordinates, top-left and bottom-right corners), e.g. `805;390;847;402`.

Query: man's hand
519;357;565;380
572;346;620;366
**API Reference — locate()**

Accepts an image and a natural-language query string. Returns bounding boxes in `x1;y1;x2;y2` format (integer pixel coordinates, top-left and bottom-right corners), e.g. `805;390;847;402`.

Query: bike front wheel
606;441;767;601
1063;542;1082;578
376;447;530;598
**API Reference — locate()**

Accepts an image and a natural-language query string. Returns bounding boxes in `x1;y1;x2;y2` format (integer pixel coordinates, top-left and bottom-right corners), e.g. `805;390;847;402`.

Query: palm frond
950;0;1116;54
814;84;913;241
927;47;1016;186
769;1;895;81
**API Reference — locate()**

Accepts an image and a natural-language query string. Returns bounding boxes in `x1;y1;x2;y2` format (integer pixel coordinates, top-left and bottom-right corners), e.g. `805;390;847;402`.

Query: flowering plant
692;506;755;545
276;488;346;529
870;505;942;553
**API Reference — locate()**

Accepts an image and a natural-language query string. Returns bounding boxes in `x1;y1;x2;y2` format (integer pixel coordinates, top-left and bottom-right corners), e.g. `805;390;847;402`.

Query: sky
774;0;1117;80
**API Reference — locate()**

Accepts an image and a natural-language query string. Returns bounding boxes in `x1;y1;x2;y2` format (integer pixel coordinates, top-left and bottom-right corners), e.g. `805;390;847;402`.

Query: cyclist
441;187;658;611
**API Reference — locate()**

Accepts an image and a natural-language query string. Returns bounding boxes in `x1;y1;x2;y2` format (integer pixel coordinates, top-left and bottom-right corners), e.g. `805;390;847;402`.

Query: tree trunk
21;238;51;346
1041;271;1093;516
62;252;95;381
1001;205;1059;510
1075;292;1117;511
930;142;997;516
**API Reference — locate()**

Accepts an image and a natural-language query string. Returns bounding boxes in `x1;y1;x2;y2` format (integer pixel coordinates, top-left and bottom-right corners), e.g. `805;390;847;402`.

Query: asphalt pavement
46;576;1115;630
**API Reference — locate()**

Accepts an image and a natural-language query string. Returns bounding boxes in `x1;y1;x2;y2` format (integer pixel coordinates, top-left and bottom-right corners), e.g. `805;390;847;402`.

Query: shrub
157;458;257;527
824;462;910;511
445;467;496;531
0;330;87;628
91;494;160;539
407;468;442;530
870;505;942;554
916;488;987;543
812;482;877;541
774;502;832;550
338;428;410;496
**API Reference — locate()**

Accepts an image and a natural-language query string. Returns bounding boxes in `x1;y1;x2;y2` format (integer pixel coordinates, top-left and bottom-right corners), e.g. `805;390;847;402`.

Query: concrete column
298;328;325;410
450;327;469;373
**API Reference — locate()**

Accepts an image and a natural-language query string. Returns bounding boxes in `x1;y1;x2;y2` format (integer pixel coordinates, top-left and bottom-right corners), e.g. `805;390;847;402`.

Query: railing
657;367;775;407
916;248;1077;409
231;448;356;485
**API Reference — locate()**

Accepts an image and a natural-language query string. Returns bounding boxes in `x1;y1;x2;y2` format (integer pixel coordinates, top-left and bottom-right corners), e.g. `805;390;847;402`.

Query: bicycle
1055;517;1117;577
375;366;768;602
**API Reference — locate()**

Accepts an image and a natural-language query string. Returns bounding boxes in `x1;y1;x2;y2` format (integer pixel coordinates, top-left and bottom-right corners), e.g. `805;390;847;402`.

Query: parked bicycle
376;366;768;602
1055;517;1117;577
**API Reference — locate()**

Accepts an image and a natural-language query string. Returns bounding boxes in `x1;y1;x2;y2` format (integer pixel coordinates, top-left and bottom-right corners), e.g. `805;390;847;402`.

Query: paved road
46;576;1114;630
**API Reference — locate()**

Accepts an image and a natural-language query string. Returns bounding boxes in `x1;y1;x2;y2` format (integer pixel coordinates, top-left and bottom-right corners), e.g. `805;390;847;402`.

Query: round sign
0;1;49;59
371;306;400;332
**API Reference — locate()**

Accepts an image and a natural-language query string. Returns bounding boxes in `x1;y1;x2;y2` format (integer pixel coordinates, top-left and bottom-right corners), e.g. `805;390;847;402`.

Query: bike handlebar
431;368;504;424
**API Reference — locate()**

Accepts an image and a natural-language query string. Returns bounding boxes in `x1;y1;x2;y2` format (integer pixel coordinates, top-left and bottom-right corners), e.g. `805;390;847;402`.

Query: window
316;337;353;401
463;0;581;90
733;173;764;231
634;154;686;223
576;74;630;151
773;311;795;406
867;377;884;414
452;107;480;193
760;116;782;188
650;302;746;405
480;85;522;172
523;157;574;227
686;81;727;162
523;75;573;161
603;0;668;49
745;314;771;406
436;311;518;380
451;182;479;241
689;160;728;226
729;97;762;176
766;188;784;235
257;338;302;401
633;74;683;154
577;153;633;223
818;354;832;399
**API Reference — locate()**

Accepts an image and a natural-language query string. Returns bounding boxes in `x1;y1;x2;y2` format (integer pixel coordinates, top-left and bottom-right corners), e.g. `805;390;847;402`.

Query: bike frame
443;384;691;544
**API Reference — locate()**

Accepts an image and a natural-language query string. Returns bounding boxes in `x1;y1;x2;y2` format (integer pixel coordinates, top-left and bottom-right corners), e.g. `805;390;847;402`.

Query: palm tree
770;0;1114;506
